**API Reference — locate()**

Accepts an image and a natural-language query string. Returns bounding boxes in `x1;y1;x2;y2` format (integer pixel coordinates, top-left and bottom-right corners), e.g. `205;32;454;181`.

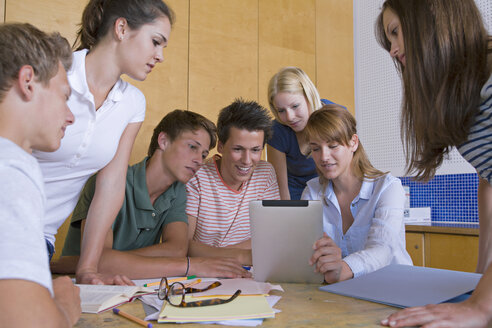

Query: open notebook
77;284;155;313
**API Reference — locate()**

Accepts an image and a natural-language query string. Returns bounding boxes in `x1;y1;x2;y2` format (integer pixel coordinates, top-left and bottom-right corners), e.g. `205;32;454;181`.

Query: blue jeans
46;239;55;262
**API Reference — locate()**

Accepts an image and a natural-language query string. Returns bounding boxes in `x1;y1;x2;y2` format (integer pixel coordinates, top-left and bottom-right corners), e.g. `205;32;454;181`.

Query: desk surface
75;283;396;327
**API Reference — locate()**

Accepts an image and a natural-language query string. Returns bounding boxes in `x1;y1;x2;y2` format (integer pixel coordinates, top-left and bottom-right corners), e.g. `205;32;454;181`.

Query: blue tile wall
399;174;479;223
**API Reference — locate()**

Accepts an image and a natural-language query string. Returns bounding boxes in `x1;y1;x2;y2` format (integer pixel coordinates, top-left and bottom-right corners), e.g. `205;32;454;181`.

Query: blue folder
320;264;482;308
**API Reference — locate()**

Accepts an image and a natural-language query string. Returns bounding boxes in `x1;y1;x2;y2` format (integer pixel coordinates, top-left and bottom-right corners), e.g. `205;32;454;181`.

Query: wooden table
75;283;397;327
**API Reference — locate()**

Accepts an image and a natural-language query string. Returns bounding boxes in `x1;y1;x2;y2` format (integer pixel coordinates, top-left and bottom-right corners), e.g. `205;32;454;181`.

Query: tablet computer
249;200;324;284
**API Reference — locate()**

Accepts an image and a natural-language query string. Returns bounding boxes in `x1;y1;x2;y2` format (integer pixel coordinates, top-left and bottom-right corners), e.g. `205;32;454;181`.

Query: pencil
113;308;153;328
143;275;197;287
184;278;202;288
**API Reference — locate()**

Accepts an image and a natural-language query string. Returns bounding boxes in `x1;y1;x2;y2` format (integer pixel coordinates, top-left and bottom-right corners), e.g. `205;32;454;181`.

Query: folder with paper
320;264;482;308
158;295;275;323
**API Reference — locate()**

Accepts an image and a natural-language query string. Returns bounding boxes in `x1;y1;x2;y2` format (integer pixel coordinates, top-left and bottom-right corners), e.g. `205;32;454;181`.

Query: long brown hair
304;105;386;190
375;0;491;181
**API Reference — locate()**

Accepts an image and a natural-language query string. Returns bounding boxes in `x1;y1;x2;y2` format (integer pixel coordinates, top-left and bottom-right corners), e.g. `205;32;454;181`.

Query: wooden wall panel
188;0;258;124
0;0;4;23
5;0;87;45
316;0;354;114
128;0;189;164
259;0;316;109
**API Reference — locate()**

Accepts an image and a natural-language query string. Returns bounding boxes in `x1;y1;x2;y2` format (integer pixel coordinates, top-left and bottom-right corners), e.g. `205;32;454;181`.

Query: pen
113;308;153;328
184;278;202;288
143;275;197;287
243;266;251;271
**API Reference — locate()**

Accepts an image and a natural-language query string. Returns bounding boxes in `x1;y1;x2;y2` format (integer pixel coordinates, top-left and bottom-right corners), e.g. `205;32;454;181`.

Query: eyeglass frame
157;277;241;307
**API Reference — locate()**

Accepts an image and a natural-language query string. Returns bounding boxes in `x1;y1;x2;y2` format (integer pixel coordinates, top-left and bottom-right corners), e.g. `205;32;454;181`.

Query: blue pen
243;266;251;271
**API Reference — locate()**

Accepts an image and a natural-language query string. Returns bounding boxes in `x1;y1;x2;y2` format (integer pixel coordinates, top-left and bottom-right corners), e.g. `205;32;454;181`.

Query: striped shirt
186;155;280;247
458;74;492;184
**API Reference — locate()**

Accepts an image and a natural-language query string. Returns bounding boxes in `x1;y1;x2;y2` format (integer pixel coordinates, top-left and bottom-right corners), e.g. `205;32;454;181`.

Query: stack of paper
158;294;275;323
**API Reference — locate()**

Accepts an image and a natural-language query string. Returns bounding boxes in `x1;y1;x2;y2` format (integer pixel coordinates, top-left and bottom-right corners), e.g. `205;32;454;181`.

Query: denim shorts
45;239;55;262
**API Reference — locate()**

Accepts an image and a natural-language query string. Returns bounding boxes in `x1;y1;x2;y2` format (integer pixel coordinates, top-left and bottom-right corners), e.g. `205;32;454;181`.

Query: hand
381;301;491;328
76;270;134;286
310;233;349;283
52;276;81;326
189;257;252;278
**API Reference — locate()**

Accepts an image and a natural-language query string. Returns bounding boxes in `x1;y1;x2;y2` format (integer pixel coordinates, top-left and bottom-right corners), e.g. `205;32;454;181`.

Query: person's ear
114;17;129;41
350;134;359;152
17;65;36;101
217;141;224;154
158;132;169;151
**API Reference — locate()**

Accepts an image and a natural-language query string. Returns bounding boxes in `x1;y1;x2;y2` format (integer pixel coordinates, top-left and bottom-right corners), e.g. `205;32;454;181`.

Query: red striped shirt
186;155;280;247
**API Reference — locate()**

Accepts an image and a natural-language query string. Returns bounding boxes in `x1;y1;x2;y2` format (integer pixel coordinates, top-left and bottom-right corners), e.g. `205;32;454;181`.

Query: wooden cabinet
405;224;479;273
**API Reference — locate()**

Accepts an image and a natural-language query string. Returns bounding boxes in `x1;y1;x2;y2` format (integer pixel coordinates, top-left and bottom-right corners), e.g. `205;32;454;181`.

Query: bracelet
185;256;190;276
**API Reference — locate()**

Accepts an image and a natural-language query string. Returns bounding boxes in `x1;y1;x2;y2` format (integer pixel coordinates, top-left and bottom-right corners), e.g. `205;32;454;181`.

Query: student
0;23;81;327
302;105;412;283
376;0;492;326
267;67;338;200
32;0;174;285
186;99;281;265
56;110;249;279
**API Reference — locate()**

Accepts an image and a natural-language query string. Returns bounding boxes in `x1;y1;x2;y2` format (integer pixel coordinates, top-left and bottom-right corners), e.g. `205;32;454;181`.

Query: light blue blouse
301;174;412;278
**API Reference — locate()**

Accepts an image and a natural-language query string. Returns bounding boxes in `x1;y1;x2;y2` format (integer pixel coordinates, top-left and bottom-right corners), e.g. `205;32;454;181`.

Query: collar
324;178;374;204
69;49;125;103
131;157;177;212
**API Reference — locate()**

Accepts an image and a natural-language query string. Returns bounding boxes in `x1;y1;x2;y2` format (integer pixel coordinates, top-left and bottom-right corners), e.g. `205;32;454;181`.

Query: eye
233;147;242;152
311;147;320;152
292;104;299;109
189;144;198;150
252;147;262;153
277;108;285;114
202;152;208;160
329;144;339;149
153;39;161;46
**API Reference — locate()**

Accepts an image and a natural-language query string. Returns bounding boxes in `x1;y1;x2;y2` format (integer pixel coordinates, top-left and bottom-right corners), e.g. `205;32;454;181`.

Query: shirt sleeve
0;166;53;294
185;174;201;217
163;183;189;225
343;178;408;278
263;163;281;200
266;120;290;153
128;86;146;123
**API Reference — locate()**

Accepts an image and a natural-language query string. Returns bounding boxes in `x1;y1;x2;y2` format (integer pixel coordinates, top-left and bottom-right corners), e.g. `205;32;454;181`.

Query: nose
242;150;252;164
155;49;164;63
320;147;331;162
66;106;75;126
285;109;294;122
390;42;399;58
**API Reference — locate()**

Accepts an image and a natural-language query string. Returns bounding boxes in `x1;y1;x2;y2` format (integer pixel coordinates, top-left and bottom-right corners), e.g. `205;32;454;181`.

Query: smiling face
161;128;211;184
309;135;358;182
383;8;406;67
33;62;74;152
273;92;311;132
217;126;264;190
118;15;171;81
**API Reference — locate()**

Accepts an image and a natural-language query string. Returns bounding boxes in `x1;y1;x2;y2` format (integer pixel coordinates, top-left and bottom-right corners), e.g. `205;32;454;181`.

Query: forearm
223;239;251;250
188;240;252;265
477;178;492;272
127;241;188;258
468;263;492;322
77;178;125;275
98;249;188;279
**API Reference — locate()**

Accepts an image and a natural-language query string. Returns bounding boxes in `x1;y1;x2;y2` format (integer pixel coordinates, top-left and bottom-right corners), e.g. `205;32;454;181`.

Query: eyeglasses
157;277;241;307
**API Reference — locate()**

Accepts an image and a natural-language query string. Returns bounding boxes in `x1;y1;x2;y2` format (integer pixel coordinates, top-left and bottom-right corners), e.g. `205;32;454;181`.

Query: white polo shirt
33;49;146;245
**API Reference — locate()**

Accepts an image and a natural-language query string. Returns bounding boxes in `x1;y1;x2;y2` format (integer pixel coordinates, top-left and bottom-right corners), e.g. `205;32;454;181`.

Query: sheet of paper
320;264;482;308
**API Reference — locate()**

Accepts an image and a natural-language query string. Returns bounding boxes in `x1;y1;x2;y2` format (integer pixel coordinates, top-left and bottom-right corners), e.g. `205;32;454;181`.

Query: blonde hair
267;67;322;124
304;104;386;190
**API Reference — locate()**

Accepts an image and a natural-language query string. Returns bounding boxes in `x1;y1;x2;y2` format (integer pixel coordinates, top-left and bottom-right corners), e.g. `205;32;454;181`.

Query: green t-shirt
62;157;188;256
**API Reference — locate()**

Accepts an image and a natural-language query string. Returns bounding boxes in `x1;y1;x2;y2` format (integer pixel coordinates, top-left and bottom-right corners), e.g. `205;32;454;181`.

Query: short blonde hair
267;67;322;124
0;23;72;102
